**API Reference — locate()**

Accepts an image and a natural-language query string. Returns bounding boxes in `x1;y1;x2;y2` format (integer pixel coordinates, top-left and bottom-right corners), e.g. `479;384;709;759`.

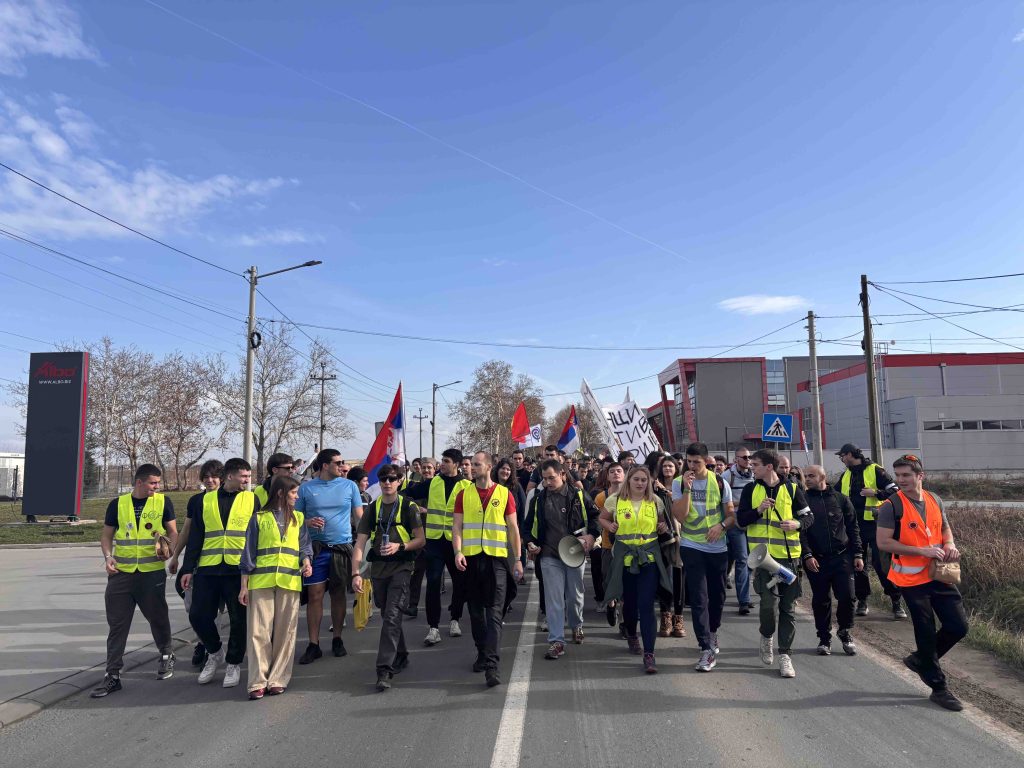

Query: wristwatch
399;542;406;552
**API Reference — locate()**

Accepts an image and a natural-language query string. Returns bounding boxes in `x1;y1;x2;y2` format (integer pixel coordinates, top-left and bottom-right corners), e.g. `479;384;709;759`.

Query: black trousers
189;571;247;665
855;521;901;601
658;566;684;614
104;570;173;675
902;581;969;691
589;547;605;603
372;570;410;674
680;547;728;651
424;538;466;627
408;550;426;609
806;553;855;643
465;554;508;672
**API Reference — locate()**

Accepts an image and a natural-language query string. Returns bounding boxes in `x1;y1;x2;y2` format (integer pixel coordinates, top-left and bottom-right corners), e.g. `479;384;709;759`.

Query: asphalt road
1;560;1022;768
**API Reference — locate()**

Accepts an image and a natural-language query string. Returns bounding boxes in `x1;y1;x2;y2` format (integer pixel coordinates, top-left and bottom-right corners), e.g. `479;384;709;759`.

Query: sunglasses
379;476;400;484
899;454;921;463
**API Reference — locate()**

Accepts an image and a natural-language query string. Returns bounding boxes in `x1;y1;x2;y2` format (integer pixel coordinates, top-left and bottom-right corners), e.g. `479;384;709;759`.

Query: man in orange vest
876;454;967;711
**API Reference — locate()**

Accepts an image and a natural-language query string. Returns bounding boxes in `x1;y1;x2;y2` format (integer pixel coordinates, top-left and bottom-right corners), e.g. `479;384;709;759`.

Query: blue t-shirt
673;476;733;554
296;477;364;545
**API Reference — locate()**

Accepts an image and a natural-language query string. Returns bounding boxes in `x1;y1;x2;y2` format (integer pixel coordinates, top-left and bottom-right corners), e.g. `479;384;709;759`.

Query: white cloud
228;228;324;247
1014;28;1024;43
0;0;100;76
718;294;808;315
348;200;361;213
0;95;296;240
482;257;509;267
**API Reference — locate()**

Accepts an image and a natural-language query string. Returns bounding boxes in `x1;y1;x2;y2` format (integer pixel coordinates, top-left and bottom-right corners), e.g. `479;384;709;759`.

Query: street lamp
431;380;461;457
243;261;322;475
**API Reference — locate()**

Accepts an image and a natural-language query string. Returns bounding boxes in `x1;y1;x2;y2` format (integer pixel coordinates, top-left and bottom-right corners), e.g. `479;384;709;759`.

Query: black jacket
523;486;600;547
800;487;862;561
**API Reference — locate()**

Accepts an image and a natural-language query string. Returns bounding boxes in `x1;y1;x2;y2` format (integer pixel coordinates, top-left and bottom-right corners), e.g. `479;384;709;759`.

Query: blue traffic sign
762;413;794;443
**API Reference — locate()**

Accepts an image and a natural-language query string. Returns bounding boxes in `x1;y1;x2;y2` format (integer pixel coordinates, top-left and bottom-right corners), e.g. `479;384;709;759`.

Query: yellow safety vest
679;475;723;545
368;497;412;547
199;490;256;567
425;475;472;541
253;484;269;509
249;510;304;591
113;493;167;573
460;484;509;558
615;496;658;567
747;482;801;560
841;464;881;521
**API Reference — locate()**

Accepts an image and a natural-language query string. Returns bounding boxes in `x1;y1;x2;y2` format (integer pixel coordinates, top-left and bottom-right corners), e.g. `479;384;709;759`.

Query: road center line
490;573;538;768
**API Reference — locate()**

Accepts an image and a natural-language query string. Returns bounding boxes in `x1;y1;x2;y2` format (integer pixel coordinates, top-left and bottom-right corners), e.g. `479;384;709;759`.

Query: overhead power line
876;271;1024;285
0;161;240;276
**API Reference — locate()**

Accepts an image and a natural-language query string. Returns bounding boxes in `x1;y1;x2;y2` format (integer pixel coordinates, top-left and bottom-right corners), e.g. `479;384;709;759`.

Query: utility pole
242;260;322;478
860;275;884;465
310;361;337;456
806;311;824;464
413;408;428;460
431;380;462;457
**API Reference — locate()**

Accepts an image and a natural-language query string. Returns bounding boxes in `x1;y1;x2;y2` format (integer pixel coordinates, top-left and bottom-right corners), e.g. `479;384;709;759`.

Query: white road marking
490;575;538;768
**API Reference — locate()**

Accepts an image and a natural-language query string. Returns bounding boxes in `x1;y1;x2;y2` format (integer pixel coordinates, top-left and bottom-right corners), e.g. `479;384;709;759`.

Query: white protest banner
580;378;623;457
605;400;662;462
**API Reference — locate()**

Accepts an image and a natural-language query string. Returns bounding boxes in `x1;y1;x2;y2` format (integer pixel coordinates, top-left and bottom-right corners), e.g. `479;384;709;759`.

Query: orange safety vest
887;490;942;588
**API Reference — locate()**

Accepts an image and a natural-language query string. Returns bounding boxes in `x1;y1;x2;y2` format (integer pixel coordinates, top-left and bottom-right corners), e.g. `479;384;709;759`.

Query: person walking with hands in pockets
238;475;313;700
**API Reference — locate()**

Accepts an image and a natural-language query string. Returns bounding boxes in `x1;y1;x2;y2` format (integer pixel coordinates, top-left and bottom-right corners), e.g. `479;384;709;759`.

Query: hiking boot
90;674;121;698
930;689;963;712
892;599;908;620
779;653;796;678
473;653;487;672
198;647;225;684
545;641;566;660
449;619;462;637
485;669;501;687
627;635;642;655
573;627;585;645
156;653;175;680
376;673;392;692
759;635;774;666
695;649;716;672
710;632;720;655
838;631;857;656
856;599;869;617
332;637;347;657
643;653;657;674
424;627;441;646
222;663;241;688
671;614;686;638
191;642;207;667
816;641;832;656
298;643;322;665
658;611;672;637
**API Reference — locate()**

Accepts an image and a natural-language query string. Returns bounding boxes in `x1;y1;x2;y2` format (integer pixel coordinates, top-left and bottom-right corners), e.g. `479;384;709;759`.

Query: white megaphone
557;527;588;568
746;543;797;588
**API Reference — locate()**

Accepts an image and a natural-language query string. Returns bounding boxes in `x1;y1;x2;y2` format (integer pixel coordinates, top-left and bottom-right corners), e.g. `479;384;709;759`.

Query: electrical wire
0;162;240;276
876;272;1024;285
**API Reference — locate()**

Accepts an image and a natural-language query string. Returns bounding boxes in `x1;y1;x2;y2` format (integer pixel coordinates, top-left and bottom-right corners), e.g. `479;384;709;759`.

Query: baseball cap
835;443;859;456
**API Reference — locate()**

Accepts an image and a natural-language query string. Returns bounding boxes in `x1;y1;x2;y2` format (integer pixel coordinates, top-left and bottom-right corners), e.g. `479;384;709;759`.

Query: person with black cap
834;443;902;619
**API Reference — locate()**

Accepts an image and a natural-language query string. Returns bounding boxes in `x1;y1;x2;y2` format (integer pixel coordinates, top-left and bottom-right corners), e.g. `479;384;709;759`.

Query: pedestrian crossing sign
762;413;794;443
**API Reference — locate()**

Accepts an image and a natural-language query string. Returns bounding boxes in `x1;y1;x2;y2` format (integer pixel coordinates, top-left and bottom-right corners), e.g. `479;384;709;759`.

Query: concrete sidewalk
0;546;195;727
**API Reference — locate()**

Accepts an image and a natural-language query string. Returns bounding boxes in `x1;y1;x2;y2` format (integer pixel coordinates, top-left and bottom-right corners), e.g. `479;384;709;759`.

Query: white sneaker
424;627;441;646
695;649;717;672
710;632;720;655
222;663;241;688
197;647;225;685
779;653;796;678
449;619;462;637
759;635;774;666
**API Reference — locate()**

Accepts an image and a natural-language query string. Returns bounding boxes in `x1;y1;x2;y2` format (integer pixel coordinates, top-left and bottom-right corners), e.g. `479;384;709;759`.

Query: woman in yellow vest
239;475;313;700
600;465;672;674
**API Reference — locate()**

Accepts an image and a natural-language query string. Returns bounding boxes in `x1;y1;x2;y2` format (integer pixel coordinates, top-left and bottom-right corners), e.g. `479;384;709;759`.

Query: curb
0;542;101;550
0;625;201;729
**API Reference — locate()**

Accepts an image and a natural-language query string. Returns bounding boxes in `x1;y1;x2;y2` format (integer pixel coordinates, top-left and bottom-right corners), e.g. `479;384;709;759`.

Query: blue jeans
622;564;660;653
727;527;751;606
539;556;585;644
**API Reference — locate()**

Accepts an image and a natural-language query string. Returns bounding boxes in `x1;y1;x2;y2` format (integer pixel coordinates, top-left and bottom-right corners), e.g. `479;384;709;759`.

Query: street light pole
243;260;323;478
431;380;461;457
310;361;337;455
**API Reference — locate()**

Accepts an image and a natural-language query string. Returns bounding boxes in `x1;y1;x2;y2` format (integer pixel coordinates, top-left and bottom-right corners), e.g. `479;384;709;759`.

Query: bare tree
448;360;545;457
544;401;602;453
213;324;352;481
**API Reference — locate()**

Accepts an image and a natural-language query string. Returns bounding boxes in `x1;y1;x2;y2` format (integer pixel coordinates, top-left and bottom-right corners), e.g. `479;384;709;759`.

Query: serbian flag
364;383;406;501
556;406;581;454
511;401;531;444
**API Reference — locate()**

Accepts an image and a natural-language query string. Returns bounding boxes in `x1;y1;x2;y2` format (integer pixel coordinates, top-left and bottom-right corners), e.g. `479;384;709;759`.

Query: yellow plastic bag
354;580;373;631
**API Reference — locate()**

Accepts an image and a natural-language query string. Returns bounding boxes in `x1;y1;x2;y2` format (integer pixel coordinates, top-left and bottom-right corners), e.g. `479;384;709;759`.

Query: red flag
510;401;530;444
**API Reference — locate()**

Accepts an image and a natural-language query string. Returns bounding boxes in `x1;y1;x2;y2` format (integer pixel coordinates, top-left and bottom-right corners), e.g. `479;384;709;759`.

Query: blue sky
1;0;1023;455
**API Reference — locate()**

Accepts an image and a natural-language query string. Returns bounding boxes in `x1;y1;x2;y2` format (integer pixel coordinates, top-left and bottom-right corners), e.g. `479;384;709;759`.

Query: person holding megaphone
735;449;813;679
